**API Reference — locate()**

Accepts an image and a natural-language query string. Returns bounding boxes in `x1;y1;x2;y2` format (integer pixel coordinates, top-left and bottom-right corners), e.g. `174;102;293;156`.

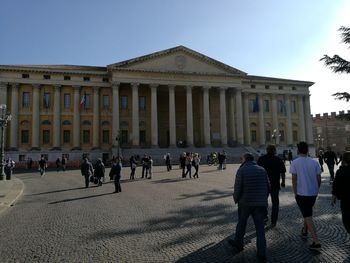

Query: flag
253;94;259;112
43;93;50;108
280;100;287;116
80;93;86;110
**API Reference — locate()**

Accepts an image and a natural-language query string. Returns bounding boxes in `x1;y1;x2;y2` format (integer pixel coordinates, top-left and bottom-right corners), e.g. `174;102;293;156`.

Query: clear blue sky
1;0;349;114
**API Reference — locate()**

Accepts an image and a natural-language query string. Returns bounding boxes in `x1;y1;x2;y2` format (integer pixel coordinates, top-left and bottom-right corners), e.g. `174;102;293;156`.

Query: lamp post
115;130;120;158
0;104;12;180
315;134;324;152
271;129;281;146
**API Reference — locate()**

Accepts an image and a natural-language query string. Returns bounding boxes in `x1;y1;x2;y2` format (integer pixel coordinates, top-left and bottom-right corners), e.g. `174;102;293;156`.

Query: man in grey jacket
229;152;270;261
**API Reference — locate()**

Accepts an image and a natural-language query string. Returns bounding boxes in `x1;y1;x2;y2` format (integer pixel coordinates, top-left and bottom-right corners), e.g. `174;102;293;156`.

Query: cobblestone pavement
0;162;349;263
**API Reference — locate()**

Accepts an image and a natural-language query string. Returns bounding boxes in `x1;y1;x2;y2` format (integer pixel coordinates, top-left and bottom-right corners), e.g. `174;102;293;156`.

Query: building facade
0;46;314;162
313;111;350;154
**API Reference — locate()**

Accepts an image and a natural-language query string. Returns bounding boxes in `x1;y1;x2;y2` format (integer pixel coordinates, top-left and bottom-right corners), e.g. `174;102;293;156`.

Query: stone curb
0;176;24;215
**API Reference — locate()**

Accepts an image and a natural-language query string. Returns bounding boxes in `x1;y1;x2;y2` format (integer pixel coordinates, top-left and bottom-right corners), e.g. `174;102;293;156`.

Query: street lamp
0;104;12;180
271;129;281;145
315;134;324;152
115;130;120;158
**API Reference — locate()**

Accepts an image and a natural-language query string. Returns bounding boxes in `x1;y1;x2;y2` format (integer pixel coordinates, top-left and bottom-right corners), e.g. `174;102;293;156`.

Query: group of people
128;154;154;180
230;142;349;261
179;152;201;178
55;156;68;172
80;157;122;193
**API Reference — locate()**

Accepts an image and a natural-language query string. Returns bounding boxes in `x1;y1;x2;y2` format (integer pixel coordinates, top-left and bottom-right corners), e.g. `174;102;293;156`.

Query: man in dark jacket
258;145;286;227
229;153;270;261
332;151;350;234
81;157;93;188
323;147;338;182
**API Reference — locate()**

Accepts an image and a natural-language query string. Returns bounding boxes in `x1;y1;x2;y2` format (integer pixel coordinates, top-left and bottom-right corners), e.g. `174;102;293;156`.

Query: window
265;130;271;142
264;100;270;112
120;96;128;110
292;86;296;90
280;130;285;141
84;94;91;109
23;92;30;107
21;130;29;144
250;84;256;89
278;86;283;90
22;74;29;78
249;99;255;112
140;130;146;144
83;130;90;143
265;85;270;89
63;130;70;143
139;96;146;111
251;130;257;142
293;130;298;141
43;130;50;144
64;76;71;80
43;93;50;108
121;130;128;144
64;93;71;108
102;78;109;82
43;75;51;80
291;100;297;113
102;95;109;109
278;100;286;114
19;155;26;162
102;130;109;143
83;76;90;81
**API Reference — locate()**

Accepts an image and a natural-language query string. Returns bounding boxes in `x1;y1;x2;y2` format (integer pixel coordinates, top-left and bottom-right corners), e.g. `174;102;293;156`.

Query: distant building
0;46;314;162
313;111;350;154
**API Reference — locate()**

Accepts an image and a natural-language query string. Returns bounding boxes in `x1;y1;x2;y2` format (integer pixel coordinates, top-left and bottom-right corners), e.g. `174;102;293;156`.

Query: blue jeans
234;205;267;257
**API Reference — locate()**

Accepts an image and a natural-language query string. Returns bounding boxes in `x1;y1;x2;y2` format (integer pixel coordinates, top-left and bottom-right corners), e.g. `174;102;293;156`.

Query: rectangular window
19;155;26;162
23;92;30;107
102;130;109;143
84;94;91;109
120;96;128;110
22;74;29;79
250;84;256;89
121;130;128;144
43;75;51;80
265;130;271;142
291;100;297;113
64;76;71;80
293;130;298;142
63;130;70;143
278;100;284;113
21;130;29;144
102;78;109;82
139;96;146;111
278;86;283;90
265;85;270;89
251;130;257;142
264;100;270;112
249;99;255;112
102;95;109;109
83;130;90;143
83;76;90;81
140;130;146;144
43;92;50;108
64;93;71;108
43;130;50;144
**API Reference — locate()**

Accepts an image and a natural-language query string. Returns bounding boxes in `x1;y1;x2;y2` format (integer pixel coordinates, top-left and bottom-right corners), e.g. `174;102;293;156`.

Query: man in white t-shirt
290;141;321;251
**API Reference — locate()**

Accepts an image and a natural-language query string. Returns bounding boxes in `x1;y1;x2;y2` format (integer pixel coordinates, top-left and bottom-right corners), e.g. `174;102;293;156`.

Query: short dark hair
243;152;254;161
297;141;308;154
266;145;276;154
342;151;350;165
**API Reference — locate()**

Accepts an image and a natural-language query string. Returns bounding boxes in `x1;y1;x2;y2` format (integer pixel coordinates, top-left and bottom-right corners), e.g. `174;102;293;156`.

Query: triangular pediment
108;46;246;76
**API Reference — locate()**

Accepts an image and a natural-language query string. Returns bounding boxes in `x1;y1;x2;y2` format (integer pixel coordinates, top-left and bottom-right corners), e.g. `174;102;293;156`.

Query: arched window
62;120;72;125
101;121;110;126
41;120;51;125
20;120;30;126
250;122;257;128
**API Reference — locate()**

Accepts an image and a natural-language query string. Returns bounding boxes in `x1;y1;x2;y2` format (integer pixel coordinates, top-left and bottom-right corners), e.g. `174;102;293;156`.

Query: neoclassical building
0;46;314;162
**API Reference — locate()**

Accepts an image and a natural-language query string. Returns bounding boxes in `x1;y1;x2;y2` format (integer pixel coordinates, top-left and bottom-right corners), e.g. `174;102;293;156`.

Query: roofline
245;75;314;86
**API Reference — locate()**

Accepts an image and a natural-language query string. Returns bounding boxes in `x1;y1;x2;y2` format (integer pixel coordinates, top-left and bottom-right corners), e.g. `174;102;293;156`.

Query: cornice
243;75;314;86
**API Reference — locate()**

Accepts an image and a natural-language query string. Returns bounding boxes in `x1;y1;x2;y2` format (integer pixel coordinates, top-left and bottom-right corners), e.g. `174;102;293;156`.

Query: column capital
202;85;211;90
131;82;139;88
168;84;176;89
93;86;100;92
149;83;158;89
112;81;120;87
73;85;81;91
32;84;41;89
219;86;228;91
10;83;19;89
0;82;8;88
54;84;61;90
186;85;193;92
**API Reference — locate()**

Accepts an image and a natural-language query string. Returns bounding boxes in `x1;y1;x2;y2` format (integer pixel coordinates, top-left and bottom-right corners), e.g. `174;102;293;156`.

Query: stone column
235;88;244;144
10;83;19;150
112;82;120;147
219;87;228;146
131;83;139;146
150;84;158;147
228;89;236;144
186;85;194;146
298;95;306;141
0;82;7;106
73;86;81;149
31;84;40;150
52;85;61;149
169;85;176;147
202;86;211;146
243;92;250;145
271;94;279;144
304;95;313;144
285;94;293;146
92;87;100;149
258;93;265;146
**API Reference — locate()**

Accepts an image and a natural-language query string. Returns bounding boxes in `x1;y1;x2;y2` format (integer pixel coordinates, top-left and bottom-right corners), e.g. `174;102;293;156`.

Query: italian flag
80;94;86;110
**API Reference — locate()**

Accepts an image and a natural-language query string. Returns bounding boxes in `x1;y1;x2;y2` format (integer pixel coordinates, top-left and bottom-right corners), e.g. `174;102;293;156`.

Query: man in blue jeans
229;152;270;261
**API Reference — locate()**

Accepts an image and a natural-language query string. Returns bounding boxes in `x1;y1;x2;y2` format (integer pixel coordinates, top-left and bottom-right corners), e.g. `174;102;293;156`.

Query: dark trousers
341;202;350;234
84;174;90;188
185;164;192;178
193;165;199;178
181;165;186;177
166;163;172;171
326;163;335;180
267;188;280;225
142;166;148;178
234;205;266;257
114;177;121;192
130;168;135;180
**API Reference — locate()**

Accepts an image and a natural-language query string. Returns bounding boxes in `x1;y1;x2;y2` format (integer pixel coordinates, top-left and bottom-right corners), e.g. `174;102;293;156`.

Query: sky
0;0;349;115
